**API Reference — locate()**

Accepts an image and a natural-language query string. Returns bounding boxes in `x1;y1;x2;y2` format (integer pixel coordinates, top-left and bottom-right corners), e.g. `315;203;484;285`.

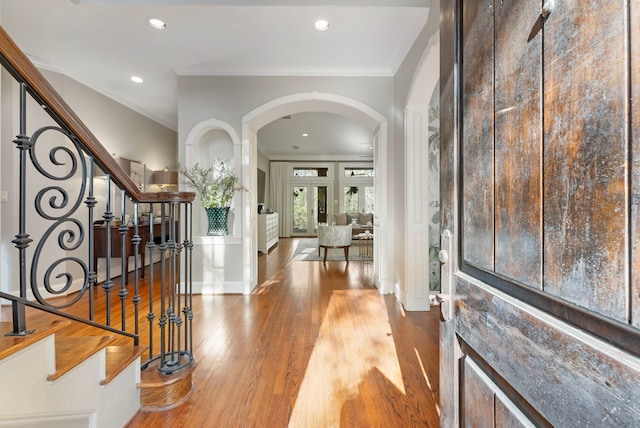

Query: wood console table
93;221;178;283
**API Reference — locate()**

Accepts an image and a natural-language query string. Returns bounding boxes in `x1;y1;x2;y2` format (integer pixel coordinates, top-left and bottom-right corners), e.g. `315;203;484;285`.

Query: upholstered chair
317;224;352;263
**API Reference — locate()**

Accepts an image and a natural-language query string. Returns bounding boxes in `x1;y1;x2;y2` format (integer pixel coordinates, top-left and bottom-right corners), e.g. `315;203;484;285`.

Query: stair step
48;335;116;381
0;320;70;361
138;358;197;411
102;345;148;385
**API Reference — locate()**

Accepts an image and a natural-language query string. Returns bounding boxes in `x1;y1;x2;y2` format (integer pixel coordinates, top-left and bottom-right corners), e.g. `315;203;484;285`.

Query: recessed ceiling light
369;146;373;150
131;76;144;83
314;19;330;31
148;18;166;30
302;133;309;137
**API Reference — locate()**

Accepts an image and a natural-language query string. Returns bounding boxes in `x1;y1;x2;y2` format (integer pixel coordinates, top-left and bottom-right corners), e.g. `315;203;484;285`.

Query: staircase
0;321;144;427
0;26;197;427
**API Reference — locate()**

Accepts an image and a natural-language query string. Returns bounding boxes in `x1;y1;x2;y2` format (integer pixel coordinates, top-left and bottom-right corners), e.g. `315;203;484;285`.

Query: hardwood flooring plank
4;237;439;427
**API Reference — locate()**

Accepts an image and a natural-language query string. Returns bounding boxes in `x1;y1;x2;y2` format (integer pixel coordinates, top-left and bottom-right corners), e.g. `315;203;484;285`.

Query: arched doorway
241;92;389;293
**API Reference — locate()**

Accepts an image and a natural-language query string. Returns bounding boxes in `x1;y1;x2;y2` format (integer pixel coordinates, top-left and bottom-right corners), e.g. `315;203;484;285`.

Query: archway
242;92;389;292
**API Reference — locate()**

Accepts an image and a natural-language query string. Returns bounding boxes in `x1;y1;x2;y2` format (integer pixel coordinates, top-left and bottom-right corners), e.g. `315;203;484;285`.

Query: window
293;167;328;177
339;163;374;214
344;167;374;177
342;185;374;214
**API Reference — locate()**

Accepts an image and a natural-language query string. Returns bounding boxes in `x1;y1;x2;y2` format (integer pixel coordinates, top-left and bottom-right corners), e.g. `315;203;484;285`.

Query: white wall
178;76;394;292
0;68;177;298
178;76;394;148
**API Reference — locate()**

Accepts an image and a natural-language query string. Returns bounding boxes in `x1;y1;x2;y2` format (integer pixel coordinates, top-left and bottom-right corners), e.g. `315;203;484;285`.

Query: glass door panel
343;185;374;214
343;186;359;213
365;186;375;213
314;186;328;233
292;185;329;235
293;186;309;234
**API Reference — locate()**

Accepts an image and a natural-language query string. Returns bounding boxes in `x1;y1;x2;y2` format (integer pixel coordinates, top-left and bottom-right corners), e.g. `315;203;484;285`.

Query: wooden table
93;221;178;283
351;225;373;237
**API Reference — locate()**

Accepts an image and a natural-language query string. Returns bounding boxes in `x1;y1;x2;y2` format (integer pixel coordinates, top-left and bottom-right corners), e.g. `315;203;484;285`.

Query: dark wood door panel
494;0;543;288
462;0;495;270
495;398;532;428
445;0;640;425
455;275;640;426
463;358;495;427
463;355;538;428
543;0;628;320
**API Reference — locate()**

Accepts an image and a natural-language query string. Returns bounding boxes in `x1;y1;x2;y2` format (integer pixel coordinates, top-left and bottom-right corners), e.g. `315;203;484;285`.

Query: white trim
184;281;245;295
403;106;431;311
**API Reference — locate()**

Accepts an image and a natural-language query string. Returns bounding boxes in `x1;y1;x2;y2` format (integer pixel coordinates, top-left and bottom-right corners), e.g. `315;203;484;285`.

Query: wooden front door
439;0;640;426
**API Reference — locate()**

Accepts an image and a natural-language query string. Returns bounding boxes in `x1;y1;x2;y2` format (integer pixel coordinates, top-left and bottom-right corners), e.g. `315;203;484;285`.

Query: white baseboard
185;281;245;295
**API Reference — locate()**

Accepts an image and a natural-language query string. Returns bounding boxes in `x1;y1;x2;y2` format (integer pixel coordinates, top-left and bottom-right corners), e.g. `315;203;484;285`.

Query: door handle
438;229;454;322
434;294;449;323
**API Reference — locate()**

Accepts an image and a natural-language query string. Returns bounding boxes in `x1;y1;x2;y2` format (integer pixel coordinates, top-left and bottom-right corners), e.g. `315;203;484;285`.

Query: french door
291;185;328;236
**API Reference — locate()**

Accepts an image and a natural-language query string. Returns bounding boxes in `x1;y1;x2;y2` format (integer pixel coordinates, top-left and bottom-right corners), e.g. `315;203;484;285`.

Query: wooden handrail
0;26;194;204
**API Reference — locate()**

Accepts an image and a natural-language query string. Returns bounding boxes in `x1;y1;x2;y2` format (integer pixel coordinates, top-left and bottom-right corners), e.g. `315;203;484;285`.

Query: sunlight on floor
288;290;405;427
415;346;441;417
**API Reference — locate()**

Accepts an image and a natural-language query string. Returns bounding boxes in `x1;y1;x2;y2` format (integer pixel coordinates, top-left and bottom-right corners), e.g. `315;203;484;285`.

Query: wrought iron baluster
86;158;98;321
131;202;141;343
9;82;33;336
172;203;183;368
158;204;169;370
118;189;129;329
186;203;194;356
146;204;156;361
102;175;114;326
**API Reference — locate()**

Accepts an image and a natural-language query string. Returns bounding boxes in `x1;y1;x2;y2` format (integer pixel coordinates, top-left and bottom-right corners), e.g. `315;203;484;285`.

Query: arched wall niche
184;118;242;237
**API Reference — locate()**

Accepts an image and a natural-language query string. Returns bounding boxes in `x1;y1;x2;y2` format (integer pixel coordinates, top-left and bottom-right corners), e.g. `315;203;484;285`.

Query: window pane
293;167;328;177
344;186;359;213
344;168;374;177
293;187;308;232
365;186;375;213
293;169;317;177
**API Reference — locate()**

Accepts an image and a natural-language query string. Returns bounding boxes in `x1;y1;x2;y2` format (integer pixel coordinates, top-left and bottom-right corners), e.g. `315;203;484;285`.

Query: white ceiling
0;0;431;158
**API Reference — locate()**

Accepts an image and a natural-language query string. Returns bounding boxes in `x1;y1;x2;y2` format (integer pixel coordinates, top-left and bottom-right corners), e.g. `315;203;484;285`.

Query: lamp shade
152;169;178;189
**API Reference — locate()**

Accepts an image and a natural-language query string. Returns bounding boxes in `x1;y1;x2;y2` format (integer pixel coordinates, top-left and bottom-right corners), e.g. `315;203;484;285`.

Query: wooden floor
8;237;441;427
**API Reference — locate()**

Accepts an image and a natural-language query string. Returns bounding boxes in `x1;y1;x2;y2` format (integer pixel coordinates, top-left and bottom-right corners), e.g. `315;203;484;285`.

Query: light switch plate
1;191;7;203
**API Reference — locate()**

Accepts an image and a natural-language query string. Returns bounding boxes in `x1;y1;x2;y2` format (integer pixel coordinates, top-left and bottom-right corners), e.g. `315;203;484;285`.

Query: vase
205;207;230;236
